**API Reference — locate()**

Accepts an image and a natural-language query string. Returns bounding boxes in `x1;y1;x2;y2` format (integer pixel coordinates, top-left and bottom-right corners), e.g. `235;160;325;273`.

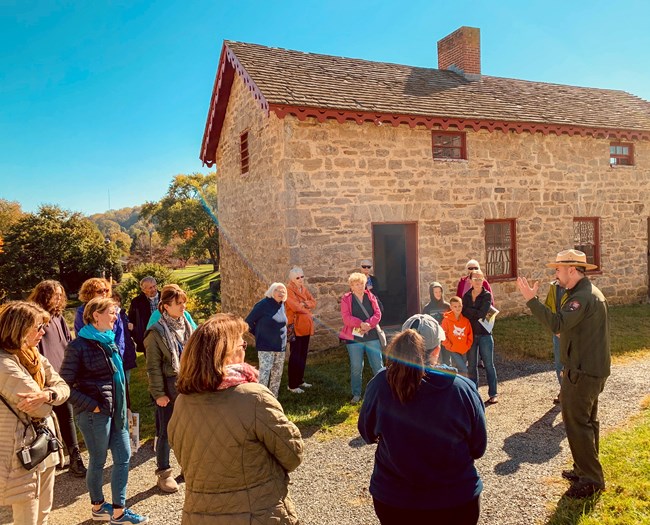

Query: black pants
53;401;79;452
155;401;174;471
373;496;480;525
288;335;310;389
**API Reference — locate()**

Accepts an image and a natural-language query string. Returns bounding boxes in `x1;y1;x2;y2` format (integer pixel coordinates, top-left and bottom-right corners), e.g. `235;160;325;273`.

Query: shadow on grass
545;491;601;525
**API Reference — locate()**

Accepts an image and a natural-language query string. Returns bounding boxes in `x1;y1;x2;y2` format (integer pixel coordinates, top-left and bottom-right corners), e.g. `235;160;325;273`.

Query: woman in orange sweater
285;267;317;394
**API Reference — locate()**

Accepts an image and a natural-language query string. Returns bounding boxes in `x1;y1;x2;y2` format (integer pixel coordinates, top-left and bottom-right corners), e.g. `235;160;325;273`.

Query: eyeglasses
296;276;305;280
467;267;479;271
361;265;372;269
471;277;483;282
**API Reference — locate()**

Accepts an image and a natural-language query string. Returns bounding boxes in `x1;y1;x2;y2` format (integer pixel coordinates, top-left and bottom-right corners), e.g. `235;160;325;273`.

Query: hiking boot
110;508;149;524
564;481;603;499
561;469;579;482
69;447;87;478
92;502;113;522
156;468;179;493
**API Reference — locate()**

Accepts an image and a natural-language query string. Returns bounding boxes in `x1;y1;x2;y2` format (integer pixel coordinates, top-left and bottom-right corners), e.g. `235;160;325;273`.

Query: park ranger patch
567;300;581;311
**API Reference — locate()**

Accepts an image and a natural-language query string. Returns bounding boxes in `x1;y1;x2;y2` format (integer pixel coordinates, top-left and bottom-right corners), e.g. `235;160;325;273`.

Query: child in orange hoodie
440;296;473;376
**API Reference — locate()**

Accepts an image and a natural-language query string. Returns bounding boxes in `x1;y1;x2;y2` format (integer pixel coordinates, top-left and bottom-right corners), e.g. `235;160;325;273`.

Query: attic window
240;131;250;174
432;131;466;160
609;142;633;166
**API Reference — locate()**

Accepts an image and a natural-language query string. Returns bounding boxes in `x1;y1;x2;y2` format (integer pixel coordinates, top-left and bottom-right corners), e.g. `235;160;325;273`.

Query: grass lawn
171;264;219;303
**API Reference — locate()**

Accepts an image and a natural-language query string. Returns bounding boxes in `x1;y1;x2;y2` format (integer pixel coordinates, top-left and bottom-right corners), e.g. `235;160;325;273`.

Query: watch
47;391;57;404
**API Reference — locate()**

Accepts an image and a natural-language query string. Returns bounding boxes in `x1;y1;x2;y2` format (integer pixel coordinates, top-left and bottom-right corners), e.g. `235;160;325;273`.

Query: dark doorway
372;223;419;326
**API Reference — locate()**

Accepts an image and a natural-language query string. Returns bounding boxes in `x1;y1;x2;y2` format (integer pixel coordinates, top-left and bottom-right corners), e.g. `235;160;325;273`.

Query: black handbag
0;393;60;470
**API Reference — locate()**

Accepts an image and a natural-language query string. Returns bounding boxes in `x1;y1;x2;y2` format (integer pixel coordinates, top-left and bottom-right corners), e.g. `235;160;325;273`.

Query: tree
141;172;219;271
0;205;121;299
0;199;23;237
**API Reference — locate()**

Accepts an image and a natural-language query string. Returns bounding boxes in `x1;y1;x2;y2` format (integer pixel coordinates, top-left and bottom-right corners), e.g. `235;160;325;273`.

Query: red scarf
217;363;259;390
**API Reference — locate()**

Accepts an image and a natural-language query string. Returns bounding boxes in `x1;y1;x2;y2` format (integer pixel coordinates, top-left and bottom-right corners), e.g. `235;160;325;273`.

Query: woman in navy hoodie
245;283;288;398
358;329;487;525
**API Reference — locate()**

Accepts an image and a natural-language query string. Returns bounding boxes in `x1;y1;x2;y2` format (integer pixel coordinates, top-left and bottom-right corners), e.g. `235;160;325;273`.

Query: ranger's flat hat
546;249;598;271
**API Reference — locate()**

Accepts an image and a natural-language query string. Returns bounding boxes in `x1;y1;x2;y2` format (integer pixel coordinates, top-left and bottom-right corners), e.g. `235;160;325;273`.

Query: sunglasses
96;288;110;294
295;276;305;279
467;267;479;271
361;265;372;269
239;341;248;350
36;323;46;332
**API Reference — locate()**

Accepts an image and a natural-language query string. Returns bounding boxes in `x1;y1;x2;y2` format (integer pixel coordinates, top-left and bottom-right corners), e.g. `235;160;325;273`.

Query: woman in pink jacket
339;272;383;404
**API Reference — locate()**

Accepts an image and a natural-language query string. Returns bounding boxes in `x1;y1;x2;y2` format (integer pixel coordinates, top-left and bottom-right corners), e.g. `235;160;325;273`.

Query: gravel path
2;354;648;525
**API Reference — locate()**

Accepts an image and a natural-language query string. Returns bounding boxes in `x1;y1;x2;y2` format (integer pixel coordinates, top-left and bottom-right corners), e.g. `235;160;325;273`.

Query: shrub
116;263;176;309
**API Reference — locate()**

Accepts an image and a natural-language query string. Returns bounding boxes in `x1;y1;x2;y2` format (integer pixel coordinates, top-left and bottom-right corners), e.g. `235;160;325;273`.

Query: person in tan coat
0;301;70;525
169;313;303;525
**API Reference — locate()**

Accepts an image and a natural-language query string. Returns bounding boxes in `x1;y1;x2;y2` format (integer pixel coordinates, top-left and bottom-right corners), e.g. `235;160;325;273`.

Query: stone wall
215;78;650;349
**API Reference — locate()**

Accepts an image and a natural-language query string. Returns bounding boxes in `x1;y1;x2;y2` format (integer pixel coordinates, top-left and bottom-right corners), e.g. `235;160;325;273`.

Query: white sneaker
299;382;312;388
287;387;305;394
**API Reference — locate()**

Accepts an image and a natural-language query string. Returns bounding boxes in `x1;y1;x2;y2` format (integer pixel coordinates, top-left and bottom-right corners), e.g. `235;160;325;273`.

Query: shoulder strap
352;293;372;320
0;392;30;428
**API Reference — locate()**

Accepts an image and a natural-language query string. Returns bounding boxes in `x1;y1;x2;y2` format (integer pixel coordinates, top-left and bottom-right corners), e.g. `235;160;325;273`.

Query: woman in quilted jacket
169;313;304;525
0;301;70;525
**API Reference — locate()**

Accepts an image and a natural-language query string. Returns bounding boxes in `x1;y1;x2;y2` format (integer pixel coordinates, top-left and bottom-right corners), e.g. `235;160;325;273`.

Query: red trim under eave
200;43;269;167
268;104;650;141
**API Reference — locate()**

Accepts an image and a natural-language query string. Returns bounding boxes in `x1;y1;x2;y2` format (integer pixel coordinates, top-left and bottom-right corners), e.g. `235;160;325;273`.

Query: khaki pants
561;368;607;487
12;465;56;525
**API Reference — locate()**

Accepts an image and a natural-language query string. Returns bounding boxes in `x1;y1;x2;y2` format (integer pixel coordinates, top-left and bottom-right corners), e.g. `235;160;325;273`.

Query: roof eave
269;104;650;140
199;42;269;167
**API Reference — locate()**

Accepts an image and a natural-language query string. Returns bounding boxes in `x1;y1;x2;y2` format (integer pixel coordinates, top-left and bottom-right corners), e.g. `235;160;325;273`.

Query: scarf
16;345;45;389
159;312;193;374
217;363;259;390
78;324;127;430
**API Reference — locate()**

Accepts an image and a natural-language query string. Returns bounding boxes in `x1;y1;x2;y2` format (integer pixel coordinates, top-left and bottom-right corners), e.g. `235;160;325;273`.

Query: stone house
199;26;650;349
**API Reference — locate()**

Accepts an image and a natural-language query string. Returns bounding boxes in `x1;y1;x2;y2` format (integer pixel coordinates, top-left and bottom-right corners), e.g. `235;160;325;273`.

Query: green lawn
171;264;218;298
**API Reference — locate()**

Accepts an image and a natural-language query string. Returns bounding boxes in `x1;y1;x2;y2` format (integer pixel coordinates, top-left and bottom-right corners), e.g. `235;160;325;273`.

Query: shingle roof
226;41;650;132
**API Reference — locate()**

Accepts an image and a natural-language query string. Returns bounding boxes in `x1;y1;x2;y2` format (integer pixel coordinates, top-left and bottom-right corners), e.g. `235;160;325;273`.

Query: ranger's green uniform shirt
527;277;610;378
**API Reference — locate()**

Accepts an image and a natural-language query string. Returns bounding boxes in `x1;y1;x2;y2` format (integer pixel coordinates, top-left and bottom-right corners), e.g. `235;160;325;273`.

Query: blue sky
2;0;649;216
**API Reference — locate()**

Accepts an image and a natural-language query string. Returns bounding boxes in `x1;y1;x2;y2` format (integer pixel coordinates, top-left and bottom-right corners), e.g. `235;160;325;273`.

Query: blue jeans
448;351;469;375
76;411;131;508
467;334;498;398
347;339;383;397
552;335;562;385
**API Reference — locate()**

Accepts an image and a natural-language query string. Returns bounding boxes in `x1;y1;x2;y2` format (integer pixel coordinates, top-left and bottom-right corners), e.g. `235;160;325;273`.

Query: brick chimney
437;26;481;77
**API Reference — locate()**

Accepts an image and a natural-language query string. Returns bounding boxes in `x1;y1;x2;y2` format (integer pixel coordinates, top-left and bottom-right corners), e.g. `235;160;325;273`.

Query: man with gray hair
517;249;610;499
128;276;159;354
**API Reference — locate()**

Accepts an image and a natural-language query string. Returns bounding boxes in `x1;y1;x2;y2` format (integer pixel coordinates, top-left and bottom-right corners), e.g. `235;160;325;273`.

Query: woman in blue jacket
245;283;288;398
61;297;148;524
358;329;487;525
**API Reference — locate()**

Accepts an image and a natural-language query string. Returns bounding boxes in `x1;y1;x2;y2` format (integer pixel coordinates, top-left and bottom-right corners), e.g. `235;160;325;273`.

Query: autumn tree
141;172;219;271
0;199;23;238
0;205;121;299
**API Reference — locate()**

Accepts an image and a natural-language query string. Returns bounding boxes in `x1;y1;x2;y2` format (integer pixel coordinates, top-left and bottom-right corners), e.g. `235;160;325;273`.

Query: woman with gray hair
285;267;317;394
245;283;288;398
